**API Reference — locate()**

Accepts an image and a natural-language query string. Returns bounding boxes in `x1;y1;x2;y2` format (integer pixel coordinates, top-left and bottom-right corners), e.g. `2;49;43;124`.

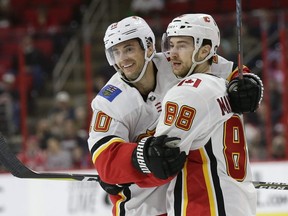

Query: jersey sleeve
88;107;173;188
211;55;233;79
211;55;251;81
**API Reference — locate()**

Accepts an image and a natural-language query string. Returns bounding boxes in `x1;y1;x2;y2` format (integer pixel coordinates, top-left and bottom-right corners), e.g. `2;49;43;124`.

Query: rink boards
0;162;288;216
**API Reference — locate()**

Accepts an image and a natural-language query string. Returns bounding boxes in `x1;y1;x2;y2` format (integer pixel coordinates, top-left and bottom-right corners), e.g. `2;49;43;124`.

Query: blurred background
0;0;287;173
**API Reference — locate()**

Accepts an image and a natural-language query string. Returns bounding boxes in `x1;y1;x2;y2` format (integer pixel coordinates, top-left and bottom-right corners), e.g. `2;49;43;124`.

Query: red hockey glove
227;73;264;113
132;135;186;180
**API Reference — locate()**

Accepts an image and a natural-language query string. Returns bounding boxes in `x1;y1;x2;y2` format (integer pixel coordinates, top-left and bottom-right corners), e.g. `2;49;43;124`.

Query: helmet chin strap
116;51;156;84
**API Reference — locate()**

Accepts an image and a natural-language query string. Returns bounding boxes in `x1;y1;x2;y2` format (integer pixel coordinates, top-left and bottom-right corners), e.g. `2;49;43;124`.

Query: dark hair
202;39;213;65
137;37;153;50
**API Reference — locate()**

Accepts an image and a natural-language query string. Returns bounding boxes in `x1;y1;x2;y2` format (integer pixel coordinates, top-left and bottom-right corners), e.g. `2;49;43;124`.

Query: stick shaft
253;181;288;190
236;0;244;79
1;135;288;190
0;135;99;182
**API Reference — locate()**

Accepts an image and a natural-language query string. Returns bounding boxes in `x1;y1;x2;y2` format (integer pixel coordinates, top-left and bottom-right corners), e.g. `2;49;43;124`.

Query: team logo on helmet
110;23;118;30
203;16;211;22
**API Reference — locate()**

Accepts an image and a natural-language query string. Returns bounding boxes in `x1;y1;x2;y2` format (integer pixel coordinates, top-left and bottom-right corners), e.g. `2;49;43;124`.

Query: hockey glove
227;73;264;113
132;135;186;180
99;179;131;195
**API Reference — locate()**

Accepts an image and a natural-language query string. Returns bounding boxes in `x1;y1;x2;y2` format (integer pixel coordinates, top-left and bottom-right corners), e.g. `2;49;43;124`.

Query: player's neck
133;61;155;96
193;62;211;74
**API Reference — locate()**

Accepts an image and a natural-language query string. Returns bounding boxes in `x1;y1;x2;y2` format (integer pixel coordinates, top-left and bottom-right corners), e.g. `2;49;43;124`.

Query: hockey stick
253;181;288;190
236;0;244;79
0;135;287;190
0;135;99;182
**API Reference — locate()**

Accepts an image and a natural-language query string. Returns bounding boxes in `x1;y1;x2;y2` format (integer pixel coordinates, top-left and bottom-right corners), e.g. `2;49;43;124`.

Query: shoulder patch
98;84;122;102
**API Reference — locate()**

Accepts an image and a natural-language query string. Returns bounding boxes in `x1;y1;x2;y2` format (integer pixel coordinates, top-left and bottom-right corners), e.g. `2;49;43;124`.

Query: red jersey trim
92;137;125;163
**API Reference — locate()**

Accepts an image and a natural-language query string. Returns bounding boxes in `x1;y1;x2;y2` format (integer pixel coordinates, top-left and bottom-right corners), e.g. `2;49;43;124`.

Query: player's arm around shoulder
88;86;179;188
88;109;172;188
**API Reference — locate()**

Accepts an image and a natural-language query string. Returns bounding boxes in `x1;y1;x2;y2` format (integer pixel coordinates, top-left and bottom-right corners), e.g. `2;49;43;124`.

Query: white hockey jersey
88;53;235;216
88;52;178;215
155;73;257;216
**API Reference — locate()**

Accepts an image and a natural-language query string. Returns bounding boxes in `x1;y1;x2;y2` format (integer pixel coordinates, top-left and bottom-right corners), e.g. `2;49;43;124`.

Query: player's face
111;39;145;81
169;36;195;77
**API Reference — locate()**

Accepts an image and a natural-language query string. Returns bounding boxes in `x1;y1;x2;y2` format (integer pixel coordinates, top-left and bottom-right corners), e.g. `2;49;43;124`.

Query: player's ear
147;44;154;57
198;45;211;61
146;39;155;58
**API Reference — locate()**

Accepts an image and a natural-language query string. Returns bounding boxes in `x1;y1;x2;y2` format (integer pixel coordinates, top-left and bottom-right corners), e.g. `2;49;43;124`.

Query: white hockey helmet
104;16;156;83
162;14;220;77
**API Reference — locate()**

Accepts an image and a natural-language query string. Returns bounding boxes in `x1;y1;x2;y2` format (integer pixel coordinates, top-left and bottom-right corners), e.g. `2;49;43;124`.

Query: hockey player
152;13;260;215
88;16;186;216
88;16;263;216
